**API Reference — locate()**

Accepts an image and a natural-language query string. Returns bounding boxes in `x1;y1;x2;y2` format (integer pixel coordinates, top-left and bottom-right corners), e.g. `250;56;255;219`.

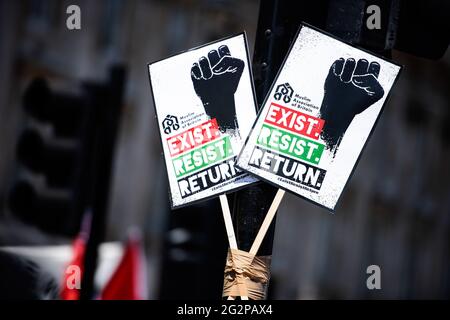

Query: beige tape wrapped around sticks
222;248;271;300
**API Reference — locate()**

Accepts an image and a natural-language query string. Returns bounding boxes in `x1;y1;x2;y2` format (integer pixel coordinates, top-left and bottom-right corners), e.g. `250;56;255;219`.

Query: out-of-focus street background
0;0;448;299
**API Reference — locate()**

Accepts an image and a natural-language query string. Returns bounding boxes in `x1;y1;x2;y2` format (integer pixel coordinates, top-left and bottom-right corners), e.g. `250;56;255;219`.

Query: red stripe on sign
264;102;324;140
166;118;221;157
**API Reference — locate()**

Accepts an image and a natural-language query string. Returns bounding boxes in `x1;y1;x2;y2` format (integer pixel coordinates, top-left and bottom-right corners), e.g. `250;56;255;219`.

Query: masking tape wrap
222;248;271;300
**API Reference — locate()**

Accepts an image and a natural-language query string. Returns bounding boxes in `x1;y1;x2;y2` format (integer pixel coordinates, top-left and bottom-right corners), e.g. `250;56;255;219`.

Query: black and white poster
236;24;402;211
148;34;258;209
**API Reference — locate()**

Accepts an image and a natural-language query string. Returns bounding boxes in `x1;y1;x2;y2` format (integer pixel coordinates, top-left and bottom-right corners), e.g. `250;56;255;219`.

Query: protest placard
149;34;258;209
237;24;402;211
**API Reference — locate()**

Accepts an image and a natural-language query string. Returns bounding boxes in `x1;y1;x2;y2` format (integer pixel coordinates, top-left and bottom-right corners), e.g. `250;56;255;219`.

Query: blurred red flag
100;231;148;300
60;236;86;300
60;212;91;300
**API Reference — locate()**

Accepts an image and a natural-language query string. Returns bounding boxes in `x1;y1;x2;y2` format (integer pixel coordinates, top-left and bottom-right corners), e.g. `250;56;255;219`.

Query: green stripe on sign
172;135;233;178
257;124;325;165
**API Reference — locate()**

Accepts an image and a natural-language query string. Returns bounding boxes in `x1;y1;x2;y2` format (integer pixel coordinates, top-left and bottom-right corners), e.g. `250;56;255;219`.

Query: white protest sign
236;24;402;211
149;34;258;209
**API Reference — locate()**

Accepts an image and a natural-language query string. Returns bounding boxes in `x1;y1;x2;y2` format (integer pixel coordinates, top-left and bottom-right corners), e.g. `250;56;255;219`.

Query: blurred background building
0;0;448;299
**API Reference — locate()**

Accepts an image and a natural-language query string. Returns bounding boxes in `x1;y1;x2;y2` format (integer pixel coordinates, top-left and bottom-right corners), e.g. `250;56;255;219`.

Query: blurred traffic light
16;129;77;187
8;67;125;237
8;181;72;234
23;78;87;137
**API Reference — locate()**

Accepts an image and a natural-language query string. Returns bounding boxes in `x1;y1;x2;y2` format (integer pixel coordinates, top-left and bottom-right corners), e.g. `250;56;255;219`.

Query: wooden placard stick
221;189;285;300
219;194;249;300
219;194;238;250
249;189;285;255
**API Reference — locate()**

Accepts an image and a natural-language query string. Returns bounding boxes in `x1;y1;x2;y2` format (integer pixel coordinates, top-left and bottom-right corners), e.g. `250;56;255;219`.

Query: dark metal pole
228;0;331;291
80;66;125;299
230;0;398;299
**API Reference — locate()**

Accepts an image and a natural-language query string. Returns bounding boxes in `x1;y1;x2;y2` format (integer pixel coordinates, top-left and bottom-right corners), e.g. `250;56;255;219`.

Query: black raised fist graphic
191;45;244;132
320;58;385;151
